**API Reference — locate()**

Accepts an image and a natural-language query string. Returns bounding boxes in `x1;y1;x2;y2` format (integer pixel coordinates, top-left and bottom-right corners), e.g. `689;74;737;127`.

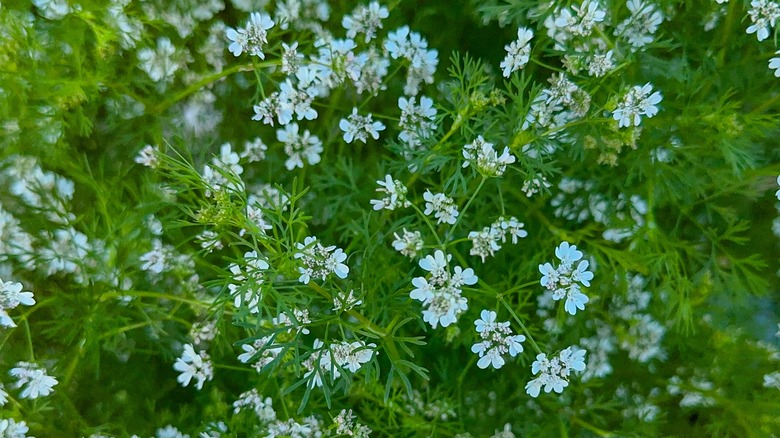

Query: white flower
276;123;323;170
137;37;180;83
763;371;780;389
371;175;411;211
294;236;349;283
9;362;58;399
135;145;160;168
0;278;35;328
615;0;665;49
156;425;189;438
776;175;780;200
339;108;386;143
500;27;533;78
0;419;30;437
471;310;525;370
771;52;780;78
226;12;274;58
0;384;7;407
173;344;214;390
410;250;476;329
462;136;516;177
392;228;424;258
539;241;594;315
747;0;780;41
612;83;663;128
398;96;438;148
423;190;459;225
525;347;587;397
233;389;277;421
342;1;389;43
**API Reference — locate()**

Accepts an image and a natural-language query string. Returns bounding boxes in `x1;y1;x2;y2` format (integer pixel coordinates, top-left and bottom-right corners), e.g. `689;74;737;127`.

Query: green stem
498;296;542;355
445;176;487;243
150;62;275;115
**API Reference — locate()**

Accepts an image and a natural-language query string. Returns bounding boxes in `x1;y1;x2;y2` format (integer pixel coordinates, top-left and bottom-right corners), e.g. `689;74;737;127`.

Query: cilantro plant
1;0;780;436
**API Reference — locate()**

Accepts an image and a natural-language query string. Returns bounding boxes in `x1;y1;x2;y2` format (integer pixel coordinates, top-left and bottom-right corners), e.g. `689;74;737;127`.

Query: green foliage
0;0;779;437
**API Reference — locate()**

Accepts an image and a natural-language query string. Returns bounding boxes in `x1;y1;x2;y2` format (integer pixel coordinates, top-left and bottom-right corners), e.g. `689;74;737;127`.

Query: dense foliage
1;0;779;436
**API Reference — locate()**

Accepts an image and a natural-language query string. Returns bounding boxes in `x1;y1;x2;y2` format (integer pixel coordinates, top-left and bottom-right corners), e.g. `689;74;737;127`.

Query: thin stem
445;176;486;244
498;296;542;355
150;62;276;115
23;319;35;361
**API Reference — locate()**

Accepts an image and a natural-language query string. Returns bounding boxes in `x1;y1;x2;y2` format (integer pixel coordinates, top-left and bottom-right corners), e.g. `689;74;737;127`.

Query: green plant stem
444;176;486;244
498;295;542;355
149;62;275;115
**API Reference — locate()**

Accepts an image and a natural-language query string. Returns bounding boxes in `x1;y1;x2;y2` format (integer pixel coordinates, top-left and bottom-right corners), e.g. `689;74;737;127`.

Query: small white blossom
410;250;477;329
500;27;533;77
339;108;386;143
342;1;389;43
525;347;587;397
137;37;181;83
333;289;363;312
392;228;424;258
226;12;274;58
462;136;516;177
763;371;780;389
771;52;780;78
747;0;780;41
294;236;349;284
370;175;411;210
0;419;30;438
613;83;663;128
423;190;459;225
0;278;35;328
135;145;160;168
539;241;594;315
232;389;277;421
615;0;665;49
398;96;438;148
276;123;323;170
471;310;526;369
173;344;214;390
9;362;58;399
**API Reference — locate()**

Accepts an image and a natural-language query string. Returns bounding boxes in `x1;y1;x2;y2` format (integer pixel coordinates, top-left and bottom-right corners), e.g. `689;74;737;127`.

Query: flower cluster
333;409;372;438
468;216;527;262
303;338;376;388
226;12;275;58
0;278;35;328
398;96;438;148
238;336;283;372
539;241;594;315
462;136;516;177
9;362;58;399
423;190;459;225
339;108;386;143
276;123;323;170
747;0;780;41
233;388;277;421
410;250;477;328
391;228;424;258
294;236;349;284
228;250;269;313
384;26;439;95
342;1;389;43
613;83;663;128
370;175;411;211
471;310;525;369
525;347;587;397
614;0;664;49
173;343;214;390
500;27;533;78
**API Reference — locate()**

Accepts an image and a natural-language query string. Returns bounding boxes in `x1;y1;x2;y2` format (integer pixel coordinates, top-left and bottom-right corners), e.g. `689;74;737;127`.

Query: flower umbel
539;241;594;315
